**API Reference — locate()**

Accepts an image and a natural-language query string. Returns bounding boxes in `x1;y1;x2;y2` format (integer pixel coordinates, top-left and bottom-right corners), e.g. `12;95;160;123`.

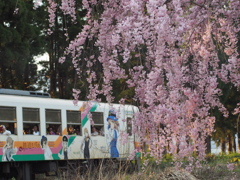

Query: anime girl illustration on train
81;128;92;159
58;135;70;160
41;136;53;160
2;136;17;161
107;110;119;158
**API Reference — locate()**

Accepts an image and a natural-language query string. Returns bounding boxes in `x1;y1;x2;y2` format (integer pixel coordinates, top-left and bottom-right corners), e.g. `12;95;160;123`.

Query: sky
34;52;49;71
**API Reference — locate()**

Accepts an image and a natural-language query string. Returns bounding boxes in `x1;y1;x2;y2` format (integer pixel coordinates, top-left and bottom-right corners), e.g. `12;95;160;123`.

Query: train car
0;89;139;179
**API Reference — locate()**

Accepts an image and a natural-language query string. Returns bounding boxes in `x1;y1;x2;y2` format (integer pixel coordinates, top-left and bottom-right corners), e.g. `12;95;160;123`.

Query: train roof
0;88;50;98
0;92;138;112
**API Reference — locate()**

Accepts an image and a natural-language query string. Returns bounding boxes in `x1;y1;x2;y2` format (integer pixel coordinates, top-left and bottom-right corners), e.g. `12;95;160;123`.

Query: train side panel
0;95;137;162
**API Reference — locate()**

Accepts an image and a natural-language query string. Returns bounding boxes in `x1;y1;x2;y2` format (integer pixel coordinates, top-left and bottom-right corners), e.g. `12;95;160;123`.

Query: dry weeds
35;159;240;180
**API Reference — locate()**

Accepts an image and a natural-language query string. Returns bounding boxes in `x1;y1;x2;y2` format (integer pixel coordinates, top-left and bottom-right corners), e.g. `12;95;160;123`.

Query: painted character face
110;120;115;129
6;137;13;149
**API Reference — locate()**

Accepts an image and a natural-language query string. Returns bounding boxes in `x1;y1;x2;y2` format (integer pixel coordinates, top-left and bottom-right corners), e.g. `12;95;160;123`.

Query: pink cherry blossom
40;0;240;167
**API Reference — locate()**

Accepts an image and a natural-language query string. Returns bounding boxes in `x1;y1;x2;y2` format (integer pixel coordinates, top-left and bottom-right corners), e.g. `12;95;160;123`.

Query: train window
23;108;40;135
91;112;104;136
67;110;81;135
0;106;17;135
46;109;61;135
127;117;132;136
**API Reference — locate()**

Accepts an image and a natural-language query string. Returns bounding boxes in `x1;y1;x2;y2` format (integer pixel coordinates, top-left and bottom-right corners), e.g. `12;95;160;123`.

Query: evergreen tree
37;0;87;99
0;0;46;90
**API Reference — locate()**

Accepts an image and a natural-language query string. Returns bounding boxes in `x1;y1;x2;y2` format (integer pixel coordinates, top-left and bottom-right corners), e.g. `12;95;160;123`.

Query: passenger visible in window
56;125;62;135
91;127;99;136
26;129;31;134
33;125;40;135
75;128;80;135
48;127;55;135
0;125;11;135
0;126;3;134
68;126;76;135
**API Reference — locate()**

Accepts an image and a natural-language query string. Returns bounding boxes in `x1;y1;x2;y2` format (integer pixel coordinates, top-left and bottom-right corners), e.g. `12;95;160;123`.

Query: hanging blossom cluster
46;0;57;35
44;0;239;164
233;103;240;115
33;0;77;35
60;0;76;22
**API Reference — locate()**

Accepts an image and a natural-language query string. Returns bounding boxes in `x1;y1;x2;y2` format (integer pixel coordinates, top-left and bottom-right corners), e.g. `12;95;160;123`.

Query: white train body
0;92;138;162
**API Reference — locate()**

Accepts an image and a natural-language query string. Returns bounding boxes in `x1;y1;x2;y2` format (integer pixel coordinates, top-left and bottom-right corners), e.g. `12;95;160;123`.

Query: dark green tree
211;30;240;154
37;0;87;99
211;83;240;153
0;0;46;90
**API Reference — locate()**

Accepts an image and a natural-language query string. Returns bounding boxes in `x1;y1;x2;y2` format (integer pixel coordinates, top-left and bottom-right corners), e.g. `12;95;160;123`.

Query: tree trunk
221;138;226;154
0;63;6;88
238;132;240;153
228;133;233;153
49;49;57;97
23;63;29;90
205;136;211;154
233;134;236;153
58;68;69;99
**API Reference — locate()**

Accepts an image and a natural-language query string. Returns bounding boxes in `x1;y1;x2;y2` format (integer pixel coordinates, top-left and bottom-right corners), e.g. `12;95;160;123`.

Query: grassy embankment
126;153;240;180
37;153;240;180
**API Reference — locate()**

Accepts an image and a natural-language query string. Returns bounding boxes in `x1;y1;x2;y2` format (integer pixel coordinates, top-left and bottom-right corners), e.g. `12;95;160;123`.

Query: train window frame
67;110;81;135
126;117;132;136
91;112;104;136
22;107;40;135
0;106;17;135
45;109;62;135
